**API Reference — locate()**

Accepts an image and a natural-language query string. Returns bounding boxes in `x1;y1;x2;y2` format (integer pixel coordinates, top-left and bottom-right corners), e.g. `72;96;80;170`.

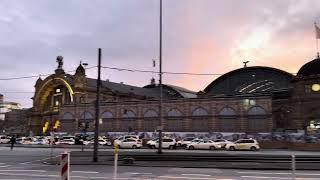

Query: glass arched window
101;111;113;119
168;108;183;117
218;107;237;132
247;106;268;132
219;107;236;116
144;109;158;117
122;110;136;118
248;106;267;115
62;112;74;120
192;107;208;116
80;111;94;120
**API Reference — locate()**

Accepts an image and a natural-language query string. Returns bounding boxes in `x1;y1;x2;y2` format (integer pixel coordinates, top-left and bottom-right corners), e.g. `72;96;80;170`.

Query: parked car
177;137;196;147
84;139;112;146
213;139;233;148
0;135;10;144
113;135;140;145
146;138;158;149
114;138;142;149
186;140;221;150
56;139;75;145
154;138;176;149
225;139;260;151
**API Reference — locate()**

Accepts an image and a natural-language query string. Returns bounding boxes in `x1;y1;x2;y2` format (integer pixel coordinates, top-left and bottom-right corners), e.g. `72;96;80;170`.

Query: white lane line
158;176;215;180
238;171;290;175
0;170;46;172
0;173;58;178
181;174;211;177
0;166;11;168
296;173;320;176
128;172;153;175
241;176;292;179
72;170;99;174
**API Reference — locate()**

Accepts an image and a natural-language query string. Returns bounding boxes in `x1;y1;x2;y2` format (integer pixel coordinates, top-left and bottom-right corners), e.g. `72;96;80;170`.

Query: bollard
291;154;296;180
114;144;119;179
61;152;70;180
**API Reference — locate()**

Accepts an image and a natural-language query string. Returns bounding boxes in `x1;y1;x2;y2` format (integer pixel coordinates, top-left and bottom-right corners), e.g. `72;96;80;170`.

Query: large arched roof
203;66;294;95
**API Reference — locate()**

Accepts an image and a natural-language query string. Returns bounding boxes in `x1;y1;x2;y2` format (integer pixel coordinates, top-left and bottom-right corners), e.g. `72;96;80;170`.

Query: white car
84;139;112;146
0;136;10;144
154;138;176;149
113;135;140;145
186;140;221;150
56;139;75;145
213;139;233;148
114;138;142;149
147;138;158;149
225;139;260;151
177;137;196;147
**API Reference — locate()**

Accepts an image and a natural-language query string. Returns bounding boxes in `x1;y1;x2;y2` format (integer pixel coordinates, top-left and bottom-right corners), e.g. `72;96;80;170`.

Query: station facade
29;56;320;135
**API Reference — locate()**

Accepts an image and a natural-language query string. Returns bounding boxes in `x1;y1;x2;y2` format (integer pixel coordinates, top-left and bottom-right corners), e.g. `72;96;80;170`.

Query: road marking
158;176;215;179
0;166;11;168
128;172;153;175
238;171;291;175
0;170;46;172
72;170;99;174
296;173;320;176
241;176;292;179
181;174;211;177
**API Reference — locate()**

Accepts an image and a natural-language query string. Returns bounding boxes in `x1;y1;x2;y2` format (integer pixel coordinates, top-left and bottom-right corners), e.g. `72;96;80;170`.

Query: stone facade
26;56;320;135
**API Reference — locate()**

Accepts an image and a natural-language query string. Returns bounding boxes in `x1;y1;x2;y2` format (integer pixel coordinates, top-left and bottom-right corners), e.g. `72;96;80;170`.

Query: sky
0;0;320;108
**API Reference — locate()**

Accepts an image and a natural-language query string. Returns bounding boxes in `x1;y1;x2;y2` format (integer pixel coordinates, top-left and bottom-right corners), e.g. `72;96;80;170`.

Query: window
163;139;173;142
123;110;136;118
168;109;182;117
144;109;158;117
192;107;208;116
101;111;113;119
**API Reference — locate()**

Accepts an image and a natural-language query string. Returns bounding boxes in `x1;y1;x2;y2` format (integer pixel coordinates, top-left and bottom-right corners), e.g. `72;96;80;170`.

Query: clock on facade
311;84;320;92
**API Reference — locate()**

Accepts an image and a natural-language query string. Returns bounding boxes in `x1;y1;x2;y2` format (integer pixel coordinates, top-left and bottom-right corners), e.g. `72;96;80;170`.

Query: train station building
28;56;320;135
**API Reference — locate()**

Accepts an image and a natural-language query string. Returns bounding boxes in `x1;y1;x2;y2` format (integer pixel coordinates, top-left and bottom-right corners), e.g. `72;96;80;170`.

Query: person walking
10;135;16;151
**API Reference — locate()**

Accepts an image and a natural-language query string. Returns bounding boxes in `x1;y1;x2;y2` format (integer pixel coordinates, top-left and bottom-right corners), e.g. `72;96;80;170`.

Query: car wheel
250;146;257;151
132;145;137;149
152;145;156;149
229;146;235;151
189;146;194;150
209;146;216;150
169;145;174;150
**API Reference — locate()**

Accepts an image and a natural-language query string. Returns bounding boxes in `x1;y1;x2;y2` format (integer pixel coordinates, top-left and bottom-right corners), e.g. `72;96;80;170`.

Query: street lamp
157;0;163;154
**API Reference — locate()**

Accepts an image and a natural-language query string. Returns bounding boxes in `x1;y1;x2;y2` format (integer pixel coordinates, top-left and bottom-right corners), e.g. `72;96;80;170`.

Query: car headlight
217;145;221;148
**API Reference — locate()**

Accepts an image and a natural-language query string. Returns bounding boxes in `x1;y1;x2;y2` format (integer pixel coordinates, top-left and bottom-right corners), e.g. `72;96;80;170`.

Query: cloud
0;0;320;107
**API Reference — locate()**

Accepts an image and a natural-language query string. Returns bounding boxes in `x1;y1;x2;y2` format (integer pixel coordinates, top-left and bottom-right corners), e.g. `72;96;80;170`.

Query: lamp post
93;48;102;162
157;0;163;154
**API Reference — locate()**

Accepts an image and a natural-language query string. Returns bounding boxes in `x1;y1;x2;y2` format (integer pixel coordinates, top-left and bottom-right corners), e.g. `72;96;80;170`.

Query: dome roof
297;57;320;77
203;66;293;95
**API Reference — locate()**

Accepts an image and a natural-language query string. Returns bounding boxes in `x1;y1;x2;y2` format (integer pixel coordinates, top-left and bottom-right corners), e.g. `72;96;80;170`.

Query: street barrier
61;152;70;180
114;144;119;179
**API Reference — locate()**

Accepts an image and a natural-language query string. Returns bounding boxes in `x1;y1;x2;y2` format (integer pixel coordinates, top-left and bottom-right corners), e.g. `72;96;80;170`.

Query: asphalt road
0;147;320;180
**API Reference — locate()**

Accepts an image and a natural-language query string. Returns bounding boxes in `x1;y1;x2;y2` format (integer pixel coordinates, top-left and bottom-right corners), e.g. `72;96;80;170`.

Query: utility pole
157;0;163;154
93;48;102;162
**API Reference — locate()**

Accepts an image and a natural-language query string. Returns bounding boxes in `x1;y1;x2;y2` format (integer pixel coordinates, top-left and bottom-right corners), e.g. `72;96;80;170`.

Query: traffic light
43;121;49;134
53;120;60;132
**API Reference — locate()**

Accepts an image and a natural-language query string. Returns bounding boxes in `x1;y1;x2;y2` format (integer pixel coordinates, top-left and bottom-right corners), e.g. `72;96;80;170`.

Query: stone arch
80;111;94;120
122;110;136;118
248;106;267;115
62;112;74;120
192;107;209;116
34;76;74;112
218;106;237;132
144;109;158;117
219;106;237;116
247;106;268;132
101;111;113;119
167;108;183;117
